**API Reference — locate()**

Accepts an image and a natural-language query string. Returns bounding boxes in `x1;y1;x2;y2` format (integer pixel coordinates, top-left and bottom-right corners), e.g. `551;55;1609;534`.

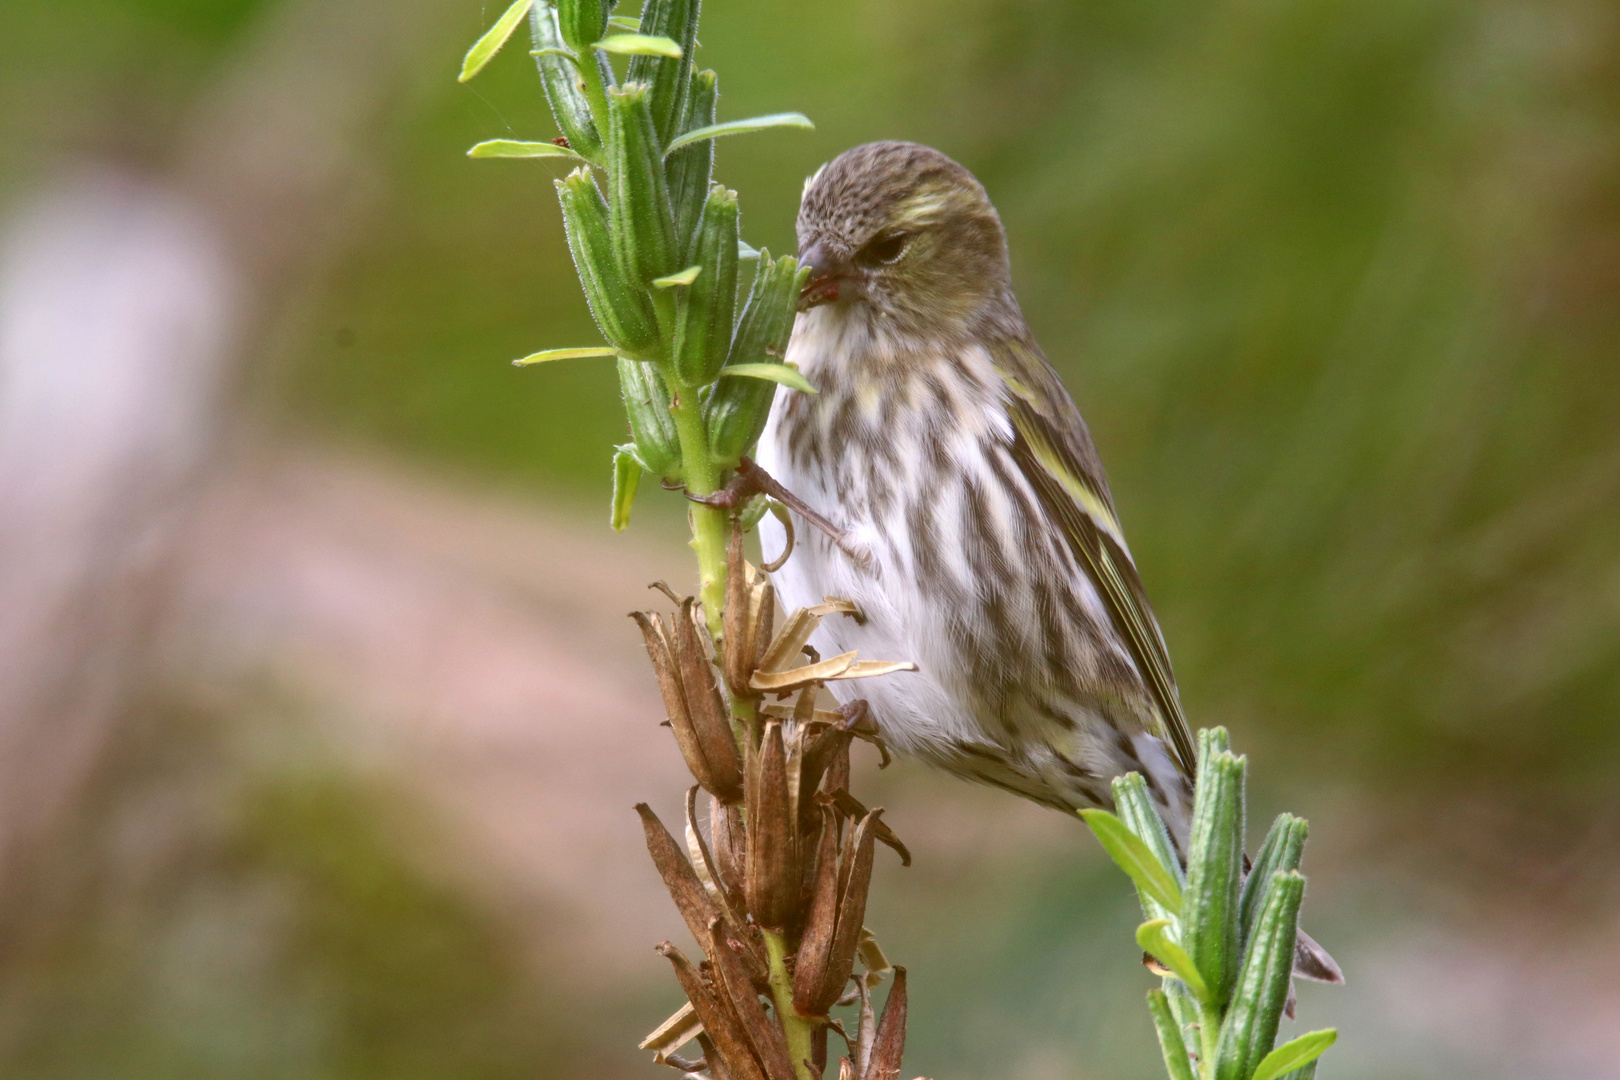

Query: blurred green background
1;0;1617;1076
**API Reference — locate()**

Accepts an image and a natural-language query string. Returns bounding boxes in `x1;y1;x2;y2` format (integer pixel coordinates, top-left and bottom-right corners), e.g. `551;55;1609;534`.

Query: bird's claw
688;457;869;570
836;699;891;767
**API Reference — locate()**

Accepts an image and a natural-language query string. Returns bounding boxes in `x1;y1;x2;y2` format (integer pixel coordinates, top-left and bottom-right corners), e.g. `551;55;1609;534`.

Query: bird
752;140;1341;983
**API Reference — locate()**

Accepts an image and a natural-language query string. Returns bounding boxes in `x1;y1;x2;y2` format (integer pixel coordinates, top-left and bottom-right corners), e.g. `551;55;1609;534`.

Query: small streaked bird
754;141;1340;982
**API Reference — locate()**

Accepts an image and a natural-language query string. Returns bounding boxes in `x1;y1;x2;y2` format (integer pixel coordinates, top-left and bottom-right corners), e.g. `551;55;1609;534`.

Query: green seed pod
1212;872;1305;1080
555;0;608;52
618;356;682;481
626;0;698;144
1182;746;1246;1010
529;2;604;157
608;83;678;286
666;69;717;249
1239;813;1307;947
704;252;803;466
673;185;738;387
1110;772;1186;919
555;169;659;357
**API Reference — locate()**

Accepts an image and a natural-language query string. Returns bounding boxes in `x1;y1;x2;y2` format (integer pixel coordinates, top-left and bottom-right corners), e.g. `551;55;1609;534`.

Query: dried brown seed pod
792;800;845;1014
818;809;883;1011
748;577;775;679
721;529;777;699
757;608;822;676
674;597;745;801
863;966;908;1080
750;651;858;693
632;607;745;802
706;918;797;1080
686;789;772;988
744;720;798;929
636;803;723;952
656;942;768;1080
708;793;748;913
631;612;688;724
799;719;855;825
831;790;912;866
697;1033;732;1080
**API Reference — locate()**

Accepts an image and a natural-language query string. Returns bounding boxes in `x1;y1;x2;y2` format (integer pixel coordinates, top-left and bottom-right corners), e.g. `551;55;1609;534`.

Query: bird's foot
687;456;869;570
835;699;891;768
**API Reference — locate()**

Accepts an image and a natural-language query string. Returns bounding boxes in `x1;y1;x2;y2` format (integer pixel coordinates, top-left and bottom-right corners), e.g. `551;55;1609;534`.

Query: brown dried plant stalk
454;1;923;1074
633;526;923;1080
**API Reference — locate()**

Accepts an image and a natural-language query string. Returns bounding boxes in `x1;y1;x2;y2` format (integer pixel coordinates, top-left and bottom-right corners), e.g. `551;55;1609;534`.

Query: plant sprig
455;6;925;1080
460;0;814;638
1083;729;1339;1080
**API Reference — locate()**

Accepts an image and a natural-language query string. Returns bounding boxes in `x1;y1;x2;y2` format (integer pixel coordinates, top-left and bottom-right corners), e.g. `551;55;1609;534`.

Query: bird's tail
1294;927;1344;984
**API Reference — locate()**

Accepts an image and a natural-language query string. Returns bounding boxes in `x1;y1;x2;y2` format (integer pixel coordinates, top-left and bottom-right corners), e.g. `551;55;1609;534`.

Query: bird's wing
991;338;1197;779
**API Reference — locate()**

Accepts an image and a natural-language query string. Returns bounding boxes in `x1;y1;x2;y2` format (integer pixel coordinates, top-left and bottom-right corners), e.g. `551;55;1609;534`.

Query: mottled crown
798;142;1005;262
797;142;1015;328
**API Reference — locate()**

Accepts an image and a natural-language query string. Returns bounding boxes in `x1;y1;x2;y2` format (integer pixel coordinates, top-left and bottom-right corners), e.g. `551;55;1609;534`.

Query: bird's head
795;142;1012;331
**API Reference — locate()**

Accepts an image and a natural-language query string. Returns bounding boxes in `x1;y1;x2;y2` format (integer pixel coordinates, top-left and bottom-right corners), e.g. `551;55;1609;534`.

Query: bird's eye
858;232;908;266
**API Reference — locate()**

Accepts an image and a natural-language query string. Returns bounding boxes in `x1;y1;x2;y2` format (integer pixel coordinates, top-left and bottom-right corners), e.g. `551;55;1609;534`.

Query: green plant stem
1199;1003;1221;1080
763;927;818;1080
651;288;679;342
575;45;613;143
668;376;728;639
730;695;757;762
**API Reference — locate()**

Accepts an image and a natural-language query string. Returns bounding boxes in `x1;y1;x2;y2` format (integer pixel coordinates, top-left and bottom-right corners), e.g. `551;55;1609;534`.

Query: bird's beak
798;241;847;311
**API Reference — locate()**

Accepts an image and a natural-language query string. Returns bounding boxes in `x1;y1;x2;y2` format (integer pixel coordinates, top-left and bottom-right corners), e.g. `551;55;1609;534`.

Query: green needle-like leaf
594;33;683;57
611;445;643;531
717;363;817;394
1251;1030;1337;1080
1079;808;1183;915
653;265;702;287
664;113;815;154
1136;920;1209;1002
607;15;640;30
468;139;586;161
513;346;620;365
738;240;761;260
459;0;535;82
1146;989;1197;1080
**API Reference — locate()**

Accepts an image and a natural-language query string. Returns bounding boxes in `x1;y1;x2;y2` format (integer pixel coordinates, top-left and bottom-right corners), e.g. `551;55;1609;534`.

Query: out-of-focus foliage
0;700;568;1079
0;0;267;178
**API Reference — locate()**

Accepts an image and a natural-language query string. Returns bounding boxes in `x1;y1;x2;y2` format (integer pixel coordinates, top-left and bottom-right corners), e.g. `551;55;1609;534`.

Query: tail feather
1293;927;1344;984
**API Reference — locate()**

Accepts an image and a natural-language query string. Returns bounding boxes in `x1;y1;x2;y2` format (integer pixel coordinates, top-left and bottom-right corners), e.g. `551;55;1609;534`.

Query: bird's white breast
756;306;1010;761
